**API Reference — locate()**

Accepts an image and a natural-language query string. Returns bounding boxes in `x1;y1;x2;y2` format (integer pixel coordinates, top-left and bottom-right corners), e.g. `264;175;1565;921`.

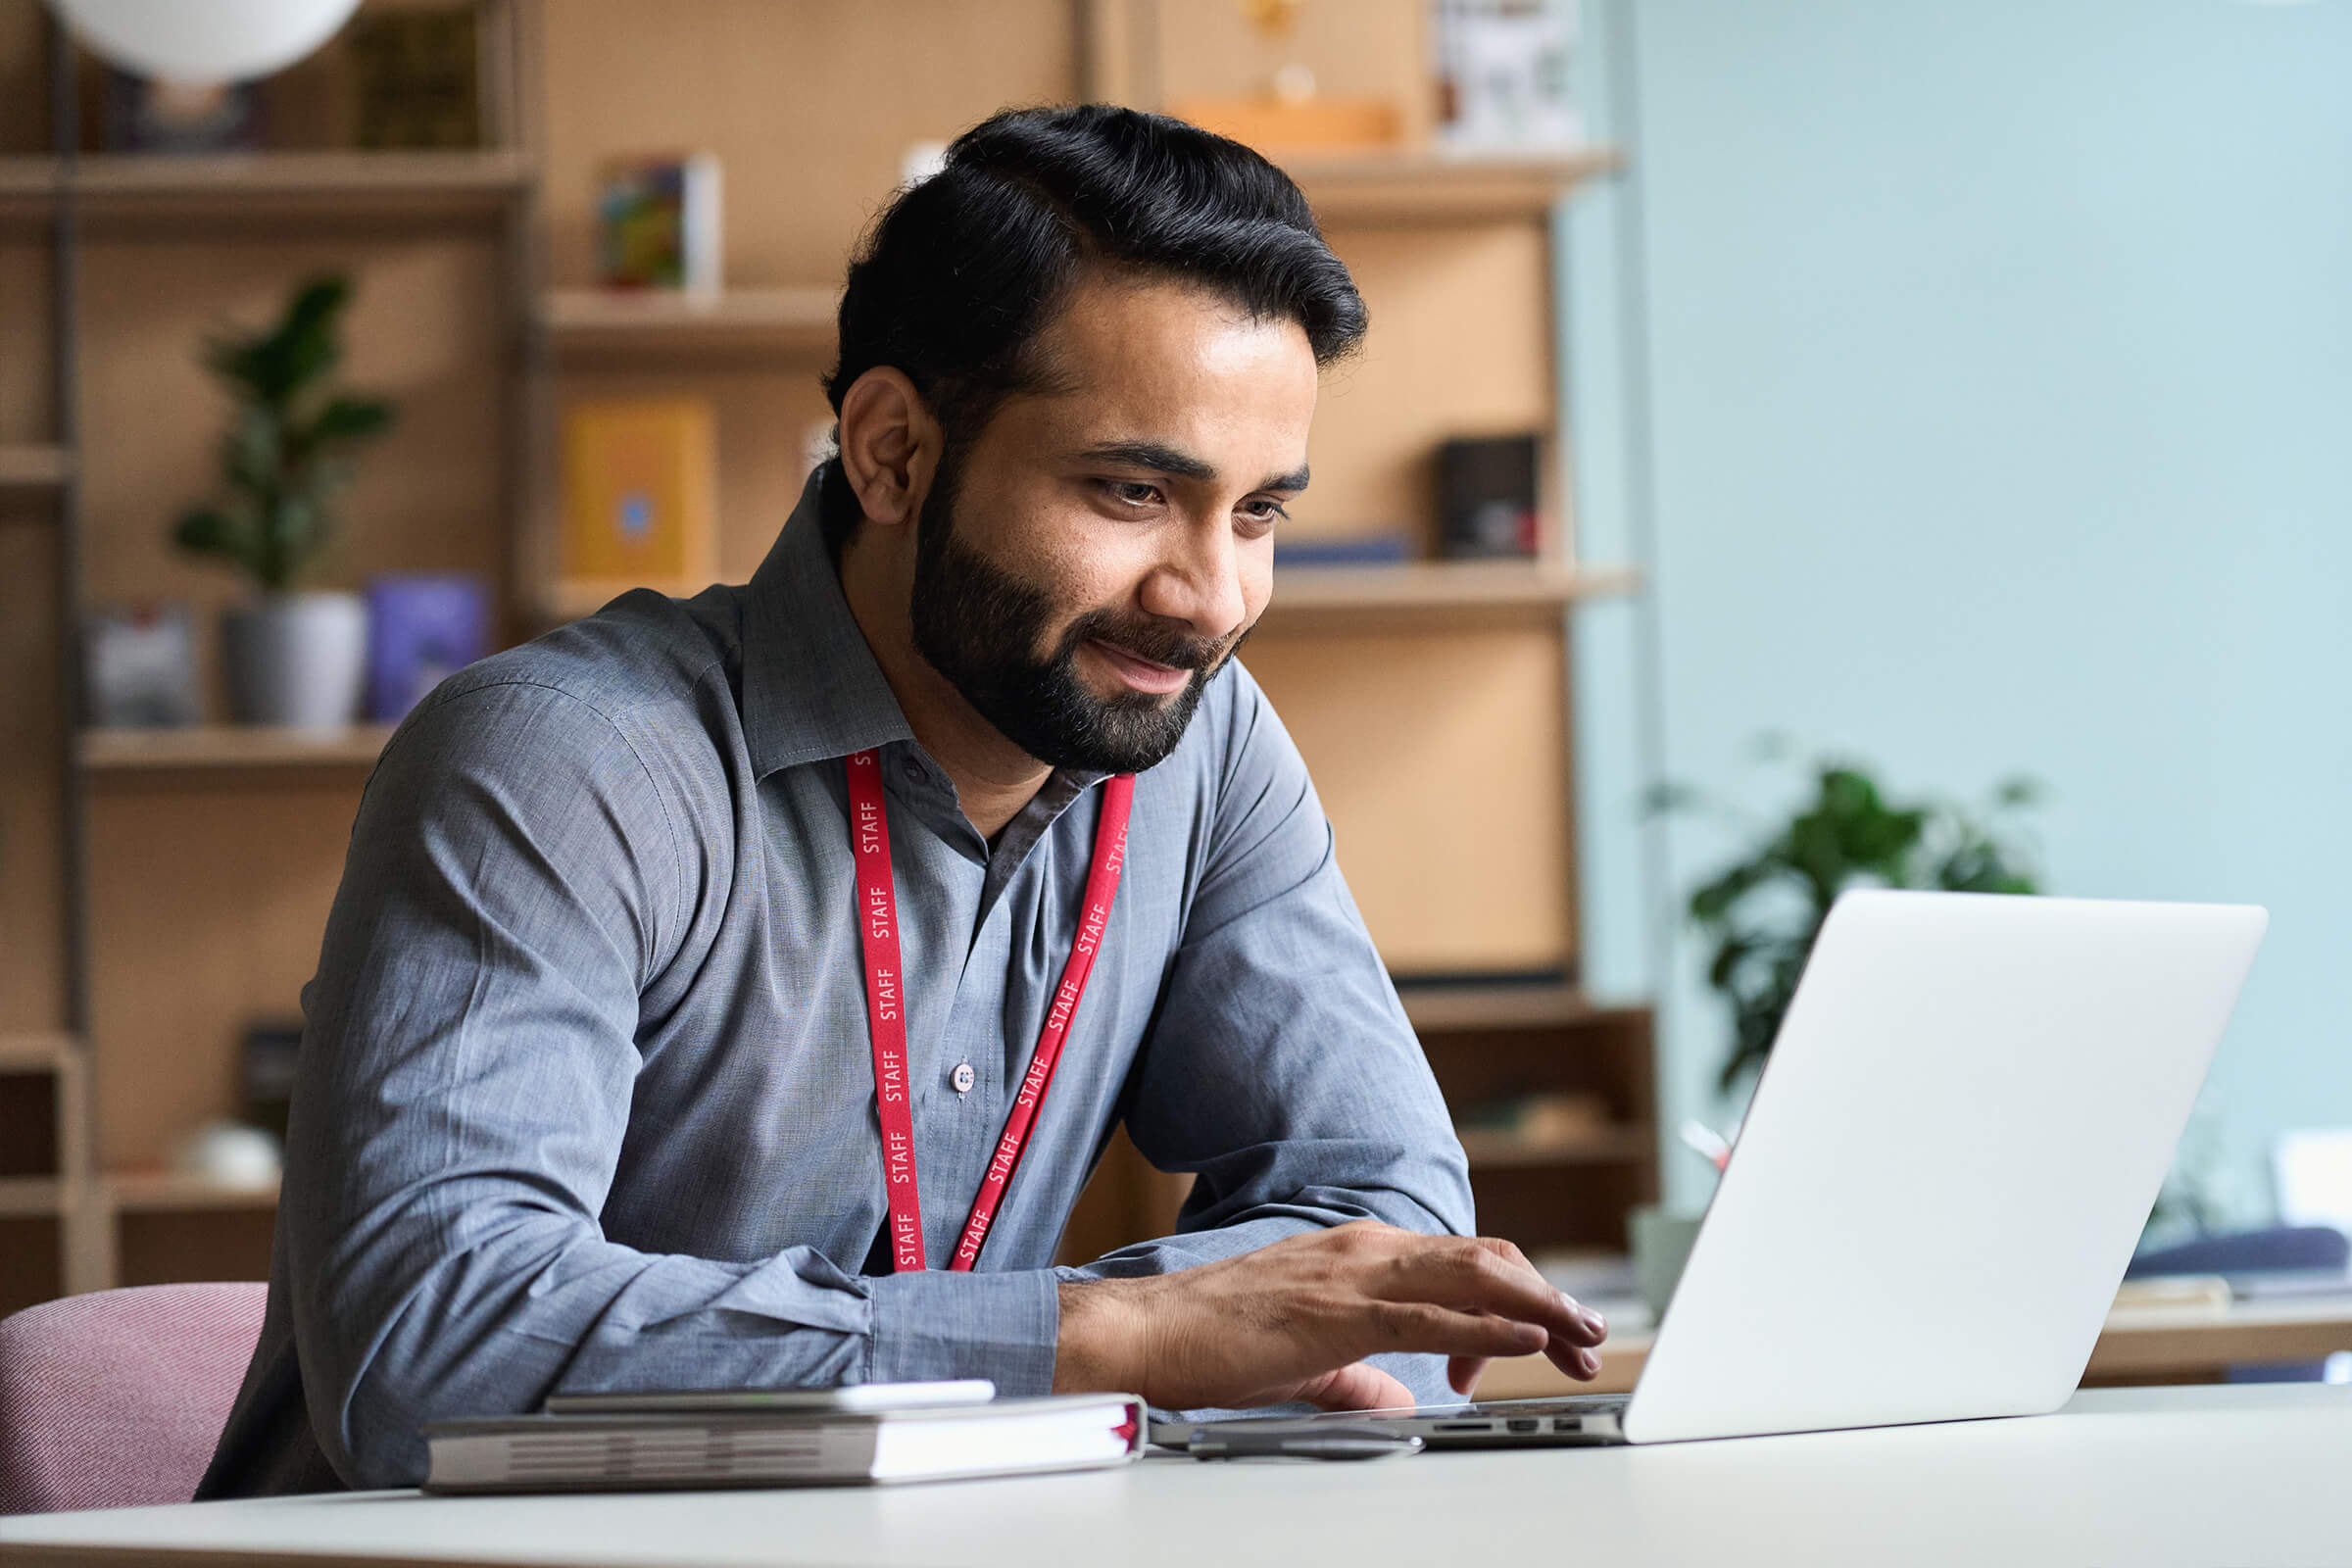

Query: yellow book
560;398;717;589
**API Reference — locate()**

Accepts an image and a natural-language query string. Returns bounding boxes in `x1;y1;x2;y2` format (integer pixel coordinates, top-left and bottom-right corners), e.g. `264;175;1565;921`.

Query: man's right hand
1051;1220;1608;1411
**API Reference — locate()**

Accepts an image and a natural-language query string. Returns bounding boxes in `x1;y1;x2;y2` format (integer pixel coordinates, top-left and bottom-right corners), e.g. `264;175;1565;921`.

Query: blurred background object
1432;0;1582;150
595;152;722;294
44;0;362;85
80;606;199;729
345;3;477;150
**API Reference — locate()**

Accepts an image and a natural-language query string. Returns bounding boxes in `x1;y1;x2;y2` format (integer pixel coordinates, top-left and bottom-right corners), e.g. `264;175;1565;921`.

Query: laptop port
1507;1419;1540;1434
1433;1421;1492;1433
1552;1418;1583;1433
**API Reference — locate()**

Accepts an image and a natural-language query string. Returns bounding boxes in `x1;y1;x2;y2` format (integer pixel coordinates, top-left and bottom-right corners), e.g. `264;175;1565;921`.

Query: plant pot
221;591;369;728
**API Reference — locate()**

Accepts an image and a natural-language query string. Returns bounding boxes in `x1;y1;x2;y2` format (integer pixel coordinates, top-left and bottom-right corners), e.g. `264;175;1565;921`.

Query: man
201;104;1605;1495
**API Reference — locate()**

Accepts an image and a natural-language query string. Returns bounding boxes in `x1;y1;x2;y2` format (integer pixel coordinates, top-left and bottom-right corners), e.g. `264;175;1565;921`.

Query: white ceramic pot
221;591;368;728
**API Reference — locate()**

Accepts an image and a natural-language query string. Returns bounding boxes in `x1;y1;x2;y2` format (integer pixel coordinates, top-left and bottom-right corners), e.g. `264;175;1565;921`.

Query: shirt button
951;1062;975;1095
902;758;927;784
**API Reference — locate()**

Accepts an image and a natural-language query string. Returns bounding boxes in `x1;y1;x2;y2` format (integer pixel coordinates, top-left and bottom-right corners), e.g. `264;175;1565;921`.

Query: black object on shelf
1438;434;1542;559
241;1021;304;1143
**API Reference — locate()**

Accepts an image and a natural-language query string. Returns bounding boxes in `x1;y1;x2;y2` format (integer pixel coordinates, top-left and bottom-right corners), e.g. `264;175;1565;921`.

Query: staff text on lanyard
846;749;1135;1272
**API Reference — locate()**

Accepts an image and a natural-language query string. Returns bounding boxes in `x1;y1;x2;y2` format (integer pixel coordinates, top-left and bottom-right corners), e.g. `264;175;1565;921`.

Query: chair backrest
0;1282;267;1515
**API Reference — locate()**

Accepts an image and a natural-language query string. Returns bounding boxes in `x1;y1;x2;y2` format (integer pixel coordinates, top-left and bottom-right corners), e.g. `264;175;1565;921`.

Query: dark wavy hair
815;103;1367;546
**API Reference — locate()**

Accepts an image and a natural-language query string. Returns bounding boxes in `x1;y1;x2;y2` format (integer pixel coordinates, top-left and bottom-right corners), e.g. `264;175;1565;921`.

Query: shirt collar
740;471;914;780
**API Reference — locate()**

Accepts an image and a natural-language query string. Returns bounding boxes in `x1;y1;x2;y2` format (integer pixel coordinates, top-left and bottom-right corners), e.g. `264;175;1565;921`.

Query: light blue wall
1565;0;2352;1215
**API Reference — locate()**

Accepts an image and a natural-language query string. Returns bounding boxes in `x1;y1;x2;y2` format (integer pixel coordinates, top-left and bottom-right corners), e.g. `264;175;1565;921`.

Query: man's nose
1139;518;1248;641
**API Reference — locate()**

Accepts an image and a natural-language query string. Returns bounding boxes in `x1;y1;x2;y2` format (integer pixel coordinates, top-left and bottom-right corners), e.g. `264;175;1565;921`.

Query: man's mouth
1085;637;1195;696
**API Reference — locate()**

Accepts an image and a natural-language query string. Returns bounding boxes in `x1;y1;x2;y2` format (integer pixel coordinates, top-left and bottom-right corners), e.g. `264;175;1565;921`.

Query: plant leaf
172;507;256;574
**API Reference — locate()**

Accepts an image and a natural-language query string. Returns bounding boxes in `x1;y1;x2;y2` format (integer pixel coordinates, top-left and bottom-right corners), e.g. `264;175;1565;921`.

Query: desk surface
5;1385;2349;1568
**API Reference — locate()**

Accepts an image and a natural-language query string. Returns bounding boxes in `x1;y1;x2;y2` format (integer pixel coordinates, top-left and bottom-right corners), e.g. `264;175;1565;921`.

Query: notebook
423;1393;1146;1494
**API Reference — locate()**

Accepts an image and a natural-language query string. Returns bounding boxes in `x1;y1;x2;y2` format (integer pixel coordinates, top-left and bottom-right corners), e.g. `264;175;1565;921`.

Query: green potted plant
172;272;395;727
1656;747;2044;1093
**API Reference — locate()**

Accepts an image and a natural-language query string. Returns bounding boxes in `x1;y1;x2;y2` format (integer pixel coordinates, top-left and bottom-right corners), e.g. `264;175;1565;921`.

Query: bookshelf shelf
0;1033;76;1072
1284;146;1622;225
79;725;397;772
1456;1126;1655;1169
535;562;1637;631
0;445;73;495
1397;984;1642;1034
101;1171;280;1213
0;1177;66;1218
541;286;839;360
0;151;534;223
1261;561;1638;630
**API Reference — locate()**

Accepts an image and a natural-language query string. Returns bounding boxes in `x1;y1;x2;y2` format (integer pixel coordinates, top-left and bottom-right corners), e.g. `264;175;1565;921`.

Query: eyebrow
1077;440;1310;494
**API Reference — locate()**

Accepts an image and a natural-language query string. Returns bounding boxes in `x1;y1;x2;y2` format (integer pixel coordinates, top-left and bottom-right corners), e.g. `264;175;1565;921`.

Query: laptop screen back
1622;890;2266;1445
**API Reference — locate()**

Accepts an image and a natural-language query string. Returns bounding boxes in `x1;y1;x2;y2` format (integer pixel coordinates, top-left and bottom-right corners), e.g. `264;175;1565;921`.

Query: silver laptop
1159;889;2268;1449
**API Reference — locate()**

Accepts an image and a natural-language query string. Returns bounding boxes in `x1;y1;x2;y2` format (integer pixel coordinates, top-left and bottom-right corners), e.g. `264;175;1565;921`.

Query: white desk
3;1385;2348;1568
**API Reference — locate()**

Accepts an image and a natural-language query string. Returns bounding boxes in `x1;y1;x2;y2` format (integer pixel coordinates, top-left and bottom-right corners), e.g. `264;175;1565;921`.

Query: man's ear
836;368;942;534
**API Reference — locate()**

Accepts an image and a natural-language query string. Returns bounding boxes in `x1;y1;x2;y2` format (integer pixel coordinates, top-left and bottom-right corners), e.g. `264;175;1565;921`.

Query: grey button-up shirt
201;476;1474;1494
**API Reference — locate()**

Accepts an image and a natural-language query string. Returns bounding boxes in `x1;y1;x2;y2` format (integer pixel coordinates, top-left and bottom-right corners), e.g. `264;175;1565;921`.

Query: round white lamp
45;0;363;86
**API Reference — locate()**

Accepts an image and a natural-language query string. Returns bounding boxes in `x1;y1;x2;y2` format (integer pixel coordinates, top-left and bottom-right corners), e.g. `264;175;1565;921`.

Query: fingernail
1515;1321;1547;1348
1581;1307;1606;1336
1581;1348;1601;1377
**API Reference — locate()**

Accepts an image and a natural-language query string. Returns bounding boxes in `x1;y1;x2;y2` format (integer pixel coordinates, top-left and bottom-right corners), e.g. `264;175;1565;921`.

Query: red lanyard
846;749;1135;1272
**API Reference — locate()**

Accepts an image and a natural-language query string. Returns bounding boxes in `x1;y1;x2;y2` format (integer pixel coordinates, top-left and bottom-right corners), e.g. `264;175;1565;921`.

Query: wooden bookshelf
0;151;534;222
1;0;1656;1305
0;444;72;494
1285;147;1621;224
79;725;397;772
542;286;838;360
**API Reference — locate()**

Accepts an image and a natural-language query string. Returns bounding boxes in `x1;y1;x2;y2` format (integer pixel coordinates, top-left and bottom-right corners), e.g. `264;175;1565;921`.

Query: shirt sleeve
1054;664;1478;1407
284;680;1057;1489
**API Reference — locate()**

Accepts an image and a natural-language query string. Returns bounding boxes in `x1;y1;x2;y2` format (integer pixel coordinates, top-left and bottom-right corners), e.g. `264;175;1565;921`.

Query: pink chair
0;1282;267;1515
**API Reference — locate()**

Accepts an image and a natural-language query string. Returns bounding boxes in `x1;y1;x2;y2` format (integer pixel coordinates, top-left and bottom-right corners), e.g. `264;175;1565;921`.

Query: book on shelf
422;1392;1147;1494
597;153;724;294
1273;531;1414;567
560;398;717;592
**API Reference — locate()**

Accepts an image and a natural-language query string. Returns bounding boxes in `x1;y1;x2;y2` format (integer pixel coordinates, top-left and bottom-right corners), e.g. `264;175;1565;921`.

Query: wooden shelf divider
100;1171;281;1213
0;1032;76;1072
0;1177;66;1218
541;286;839;360
543;562;1635;631
1398;983;1639;1034
1261;560;1638;630
1284;146;1621;225
1456;1125;1656;1168
0;445;73;494
0;150;534;223
79;725;397;772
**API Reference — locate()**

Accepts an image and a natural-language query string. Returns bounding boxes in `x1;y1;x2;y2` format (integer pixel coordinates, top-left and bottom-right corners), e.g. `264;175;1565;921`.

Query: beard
907;460;1244;774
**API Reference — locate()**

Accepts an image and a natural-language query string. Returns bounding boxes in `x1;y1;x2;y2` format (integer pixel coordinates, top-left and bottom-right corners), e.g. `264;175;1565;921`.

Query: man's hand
1052;1221;1608;1410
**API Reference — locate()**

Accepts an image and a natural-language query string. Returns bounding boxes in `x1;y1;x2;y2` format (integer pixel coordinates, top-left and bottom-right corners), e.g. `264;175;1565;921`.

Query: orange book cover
560;398;717;587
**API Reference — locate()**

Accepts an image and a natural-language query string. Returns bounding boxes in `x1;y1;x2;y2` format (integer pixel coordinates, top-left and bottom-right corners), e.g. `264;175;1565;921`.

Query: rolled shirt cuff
864;1265;1061;1396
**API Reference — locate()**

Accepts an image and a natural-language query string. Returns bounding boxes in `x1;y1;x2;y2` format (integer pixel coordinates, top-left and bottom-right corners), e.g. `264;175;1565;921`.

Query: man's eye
1106;480;1162;507
1238;499;1290;531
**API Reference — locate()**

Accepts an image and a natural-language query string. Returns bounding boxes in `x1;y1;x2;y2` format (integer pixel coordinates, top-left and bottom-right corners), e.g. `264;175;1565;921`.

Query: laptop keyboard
1456;1395;1631;1418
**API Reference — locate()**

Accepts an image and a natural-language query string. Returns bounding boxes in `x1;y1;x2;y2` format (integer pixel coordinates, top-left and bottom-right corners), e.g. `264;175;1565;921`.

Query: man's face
908;273;1317;774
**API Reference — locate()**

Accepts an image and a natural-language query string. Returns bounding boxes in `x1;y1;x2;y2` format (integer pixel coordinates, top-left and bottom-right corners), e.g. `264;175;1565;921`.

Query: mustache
1062;609;1244;673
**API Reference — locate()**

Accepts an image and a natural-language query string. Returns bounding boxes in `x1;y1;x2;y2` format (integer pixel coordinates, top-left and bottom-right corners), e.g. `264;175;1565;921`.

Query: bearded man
201;104;1605;1495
